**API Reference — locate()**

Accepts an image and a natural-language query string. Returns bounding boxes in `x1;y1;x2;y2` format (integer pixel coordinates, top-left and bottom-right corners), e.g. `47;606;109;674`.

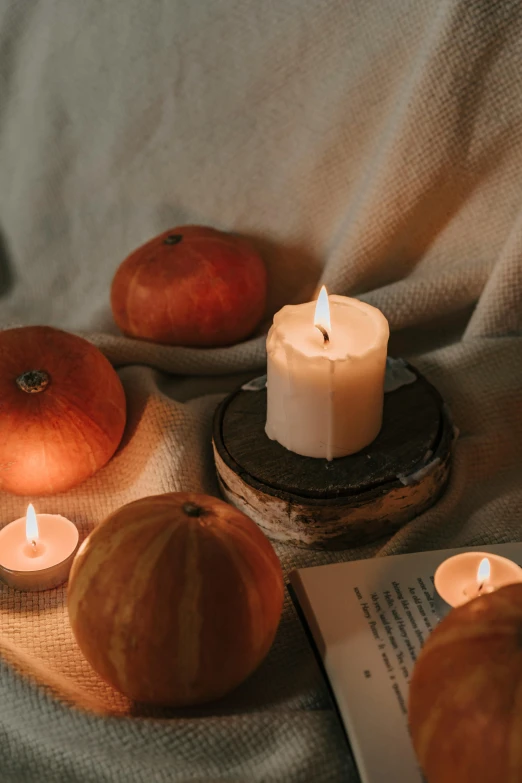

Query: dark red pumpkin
0;326;126;495
110;225;267;346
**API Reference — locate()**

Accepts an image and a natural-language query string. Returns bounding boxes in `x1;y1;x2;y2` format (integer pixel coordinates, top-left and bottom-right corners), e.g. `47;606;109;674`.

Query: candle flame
25;503;39;544
314;285;331;342
477;557;490;585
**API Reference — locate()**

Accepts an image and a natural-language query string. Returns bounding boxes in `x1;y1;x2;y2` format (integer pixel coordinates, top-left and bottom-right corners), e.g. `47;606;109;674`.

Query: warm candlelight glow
434;552;522;618
477;557;490;590
314;285;331;343
266;292;389;458
25;504;39;545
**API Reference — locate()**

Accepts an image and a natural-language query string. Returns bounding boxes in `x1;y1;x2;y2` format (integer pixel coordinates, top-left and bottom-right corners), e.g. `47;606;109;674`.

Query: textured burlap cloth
0;1;521;780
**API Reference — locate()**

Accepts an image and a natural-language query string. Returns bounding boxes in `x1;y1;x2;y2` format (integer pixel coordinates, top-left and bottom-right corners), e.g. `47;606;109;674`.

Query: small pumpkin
110;225;267;346
0;326;126;495
67;492;284;706
409;584;522;783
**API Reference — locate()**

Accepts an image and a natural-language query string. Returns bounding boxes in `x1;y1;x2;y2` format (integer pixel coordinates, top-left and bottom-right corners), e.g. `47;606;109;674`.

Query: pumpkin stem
182;502;204;518
16;370;50;394
164;234;183;245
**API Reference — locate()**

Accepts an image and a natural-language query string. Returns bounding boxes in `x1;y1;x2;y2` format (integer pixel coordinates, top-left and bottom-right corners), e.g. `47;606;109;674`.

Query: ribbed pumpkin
67;493;284;706
409;584;522;783
0;326;126;495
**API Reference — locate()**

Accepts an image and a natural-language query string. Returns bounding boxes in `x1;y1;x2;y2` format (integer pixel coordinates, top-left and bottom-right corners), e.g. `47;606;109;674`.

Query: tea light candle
0;504;79;591
265;287;389;459
434;552;522;619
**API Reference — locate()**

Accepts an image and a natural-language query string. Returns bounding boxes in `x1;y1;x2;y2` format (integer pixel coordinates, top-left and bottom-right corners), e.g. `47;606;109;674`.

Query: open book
290;542;522;783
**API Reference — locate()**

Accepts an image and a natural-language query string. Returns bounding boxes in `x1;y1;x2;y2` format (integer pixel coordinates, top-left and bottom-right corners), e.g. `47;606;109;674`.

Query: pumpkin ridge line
50;397;102;474
210;525;267;656
176;522;203;696
216;515;283;587
53;389;121;452
107;523;177;695
123;258;149;335
68;524;138;621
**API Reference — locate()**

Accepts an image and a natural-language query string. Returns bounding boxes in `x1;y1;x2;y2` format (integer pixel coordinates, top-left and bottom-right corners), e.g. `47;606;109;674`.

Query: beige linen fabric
0;0;521;780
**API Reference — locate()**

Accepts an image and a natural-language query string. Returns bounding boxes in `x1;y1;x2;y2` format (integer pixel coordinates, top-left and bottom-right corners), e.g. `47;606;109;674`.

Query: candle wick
477;581;484;595
315;324;330;346
30;539;37;550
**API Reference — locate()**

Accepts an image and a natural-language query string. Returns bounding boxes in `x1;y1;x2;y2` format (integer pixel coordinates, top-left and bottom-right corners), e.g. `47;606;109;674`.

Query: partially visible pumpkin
67;492;284;706
110;225;267;346
0;326;126;495
409;584;522;783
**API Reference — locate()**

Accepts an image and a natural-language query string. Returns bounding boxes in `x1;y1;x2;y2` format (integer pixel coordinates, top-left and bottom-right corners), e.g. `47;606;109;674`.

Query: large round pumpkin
409;584;522;783
67;492;284;706
0;326;126;495
110;225;267;346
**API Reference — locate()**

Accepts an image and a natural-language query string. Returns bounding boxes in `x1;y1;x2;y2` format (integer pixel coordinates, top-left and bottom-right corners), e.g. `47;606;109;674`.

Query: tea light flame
25;503;39;547
477;557;490;591
314;285;331;344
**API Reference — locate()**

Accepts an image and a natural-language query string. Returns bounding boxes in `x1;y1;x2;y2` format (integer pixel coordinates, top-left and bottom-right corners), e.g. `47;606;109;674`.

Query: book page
290;542;522;783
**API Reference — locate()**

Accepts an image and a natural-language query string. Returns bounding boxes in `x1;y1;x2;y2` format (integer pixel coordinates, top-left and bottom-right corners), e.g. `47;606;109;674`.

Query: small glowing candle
265;287;389;459
434;552;522;619
0;504;79;591
464;557;494;598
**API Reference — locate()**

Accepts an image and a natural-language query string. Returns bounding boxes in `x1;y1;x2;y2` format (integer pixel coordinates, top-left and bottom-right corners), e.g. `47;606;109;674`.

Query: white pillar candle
265;288;389;459
433;552;522;619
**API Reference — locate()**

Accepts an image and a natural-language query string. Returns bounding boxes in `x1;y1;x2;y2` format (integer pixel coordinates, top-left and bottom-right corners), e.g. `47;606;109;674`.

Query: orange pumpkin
409;584;522;783
68;492;284;706
0;326;126;495
110;225;267;346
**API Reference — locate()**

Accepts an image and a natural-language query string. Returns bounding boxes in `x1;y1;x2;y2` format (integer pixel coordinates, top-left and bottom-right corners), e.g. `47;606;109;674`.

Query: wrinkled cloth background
0;1;521;781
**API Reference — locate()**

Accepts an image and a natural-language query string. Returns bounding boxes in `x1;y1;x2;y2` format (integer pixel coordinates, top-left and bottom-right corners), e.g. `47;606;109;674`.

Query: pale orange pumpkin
409;584;522;783
67;492;284;706
0;326;126;495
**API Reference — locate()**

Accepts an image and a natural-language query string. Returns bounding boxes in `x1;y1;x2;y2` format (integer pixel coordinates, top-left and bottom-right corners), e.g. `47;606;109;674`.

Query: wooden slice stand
212;367;454;550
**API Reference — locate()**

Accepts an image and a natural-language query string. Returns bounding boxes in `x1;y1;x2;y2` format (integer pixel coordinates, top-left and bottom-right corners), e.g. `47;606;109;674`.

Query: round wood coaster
212;366;454;550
